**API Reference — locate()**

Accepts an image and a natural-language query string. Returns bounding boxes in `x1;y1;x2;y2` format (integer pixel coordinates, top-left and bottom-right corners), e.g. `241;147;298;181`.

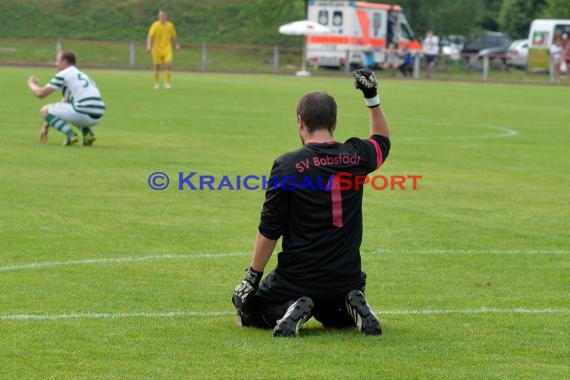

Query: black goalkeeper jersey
258;134;390;290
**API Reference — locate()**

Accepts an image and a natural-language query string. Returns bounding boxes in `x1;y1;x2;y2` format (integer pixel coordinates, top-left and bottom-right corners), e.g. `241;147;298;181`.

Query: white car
442;44;461;60
440;35;464;61
507;39;529;69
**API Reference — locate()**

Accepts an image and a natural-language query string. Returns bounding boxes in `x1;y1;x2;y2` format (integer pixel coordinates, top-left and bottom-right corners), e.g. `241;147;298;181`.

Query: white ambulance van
527;19;570;72
306;0;420;68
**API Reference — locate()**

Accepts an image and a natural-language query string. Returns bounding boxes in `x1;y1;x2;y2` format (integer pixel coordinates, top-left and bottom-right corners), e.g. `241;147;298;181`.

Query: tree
236;0;305;45
499;0;547;39
542;0;570;19
478;0;503;31
431;0;485;36
385;0;487;37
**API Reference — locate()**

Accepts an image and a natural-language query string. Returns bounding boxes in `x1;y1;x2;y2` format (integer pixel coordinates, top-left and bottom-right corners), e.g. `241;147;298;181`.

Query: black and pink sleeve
366;134;390;170
258;160;289;240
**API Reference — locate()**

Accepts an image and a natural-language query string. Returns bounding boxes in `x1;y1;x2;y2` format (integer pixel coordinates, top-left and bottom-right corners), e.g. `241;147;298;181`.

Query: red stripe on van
407;40;421;50
307;35;387;48
355;2;400;11
307;36;351;44
356;9;370;44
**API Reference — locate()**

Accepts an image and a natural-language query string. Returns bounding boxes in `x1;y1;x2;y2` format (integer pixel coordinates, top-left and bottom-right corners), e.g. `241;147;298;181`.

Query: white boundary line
0;252;248;272
380;307;570;315
371;248;570;255
0;311;233;321
1;307;568;321
1;249;567;273
398;124;518;141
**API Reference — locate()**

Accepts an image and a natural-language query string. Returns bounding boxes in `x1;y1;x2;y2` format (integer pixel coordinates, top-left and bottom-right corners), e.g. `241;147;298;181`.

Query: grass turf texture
0;67;569;379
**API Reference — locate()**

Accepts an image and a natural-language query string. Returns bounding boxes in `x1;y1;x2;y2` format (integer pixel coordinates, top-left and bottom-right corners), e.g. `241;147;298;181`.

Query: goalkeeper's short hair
296;92;337;133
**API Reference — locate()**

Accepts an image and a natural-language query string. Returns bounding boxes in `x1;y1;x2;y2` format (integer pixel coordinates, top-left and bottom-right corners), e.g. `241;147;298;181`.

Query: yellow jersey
147;21;177;53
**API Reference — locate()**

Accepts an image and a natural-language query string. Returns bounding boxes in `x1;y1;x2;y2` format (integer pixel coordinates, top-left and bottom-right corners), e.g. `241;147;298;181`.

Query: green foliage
388;0;548;38
499;0;547;39
236;0;307;45
0;0;305;46
386;0;489;36
430;0;485;36
0;0;567;47
542;0;570;19
478;0;504;30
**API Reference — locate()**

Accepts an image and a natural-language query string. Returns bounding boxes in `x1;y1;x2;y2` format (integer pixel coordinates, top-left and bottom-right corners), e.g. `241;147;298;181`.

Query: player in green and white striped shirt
27;51;105;146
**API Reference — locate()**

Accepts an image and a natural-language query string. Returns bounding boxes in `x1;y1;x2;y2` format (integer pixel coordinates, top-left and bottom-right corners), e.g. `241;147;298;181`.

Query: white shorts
47;102;102;128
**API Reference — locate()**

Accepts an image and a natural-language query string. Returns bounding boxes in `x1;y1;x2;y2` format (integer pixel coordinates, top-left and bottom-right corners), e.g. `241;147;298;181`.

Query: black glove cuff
245;266;263;287
362;88;378;99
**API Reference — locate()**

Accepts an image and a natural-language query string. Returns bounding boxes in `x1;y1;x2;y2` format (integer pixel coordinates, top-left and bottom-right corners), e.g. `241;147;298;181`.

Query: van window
372;12;381;29
532;31;549;46
333;11;343;26
554;24;570;40
401;22;414;40
318;10;329;25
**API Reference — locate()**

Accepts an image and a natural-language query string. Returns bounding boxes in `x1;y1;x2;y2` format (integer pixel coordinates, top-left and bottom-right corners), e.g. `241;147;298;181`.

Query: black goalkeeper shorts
240;269;367;329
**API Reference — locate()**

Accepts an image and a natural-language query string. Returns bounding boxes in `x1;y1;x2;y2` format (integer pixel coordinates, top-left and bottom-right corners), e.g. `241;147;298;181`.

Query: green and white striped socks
45;114;76;138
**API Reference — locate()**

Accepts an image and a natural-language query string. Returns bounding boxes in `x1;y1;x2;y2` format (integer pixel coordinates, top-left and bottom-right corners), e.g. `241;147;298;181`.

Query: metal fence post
56;39;62;54
129;41;135;67
344;50;350;75
549;54;555;84
413;52;420;79
201;43;208;71
482;54;489;81
273;45;279;73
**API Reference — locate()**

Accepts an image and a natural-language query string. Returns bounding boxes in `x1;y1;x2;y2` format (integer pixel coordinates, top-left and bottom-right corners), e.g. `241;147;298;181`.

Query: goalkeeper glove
353;69;380;108
232;266;263;313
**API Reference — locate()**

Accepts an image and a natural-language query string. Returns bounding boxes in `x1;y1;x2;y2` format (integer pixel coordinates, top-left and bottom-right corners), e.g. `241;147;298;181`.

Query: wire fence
0;38;567;85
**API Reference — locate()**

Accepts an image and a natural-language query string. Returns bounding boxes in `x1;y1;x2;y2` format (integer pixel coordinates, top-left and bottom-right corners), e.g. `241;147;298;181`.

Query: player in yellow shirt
146;9;180;89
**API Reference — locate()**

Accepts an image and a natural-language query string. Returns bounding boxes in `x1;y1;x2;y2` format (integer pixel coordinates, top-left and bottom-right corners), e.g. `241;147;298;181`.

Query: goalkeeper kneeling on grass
232;69;391;337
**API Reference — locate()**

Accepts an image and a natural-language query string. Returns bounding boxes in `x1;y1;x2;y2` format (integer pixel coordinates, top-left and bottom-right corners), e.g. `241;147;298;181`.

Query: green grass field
0;67;569;379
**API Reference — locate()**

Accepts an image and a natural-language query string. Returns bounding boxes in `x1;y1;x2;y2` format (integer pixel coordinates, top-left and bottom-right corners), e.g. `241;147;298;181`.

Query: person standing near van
363;45;376;70
398;44;414;77
422;30;439;79
147;9;180;89
562;34;570;73
383;43;400;77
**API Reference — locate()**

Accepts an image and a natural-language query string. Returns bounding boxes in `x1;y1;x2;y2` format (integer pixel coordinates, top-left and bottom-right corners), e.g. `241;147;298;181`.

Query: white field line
0;252;249;272
0;311;233;321
1;249;567;273
371;248;570;255
399;124;518;141
1;307;568;321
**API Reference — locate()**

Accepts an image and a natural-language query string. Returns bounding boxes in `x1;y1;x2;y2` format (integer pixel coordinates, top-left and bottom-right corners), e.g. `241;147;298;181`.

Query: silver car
507;39;529;69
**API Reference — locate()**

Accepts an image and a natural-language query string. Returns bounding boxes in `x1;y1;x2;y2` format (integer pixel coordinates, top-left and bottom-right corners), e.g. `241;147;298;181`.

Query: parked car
439;35;464;60
506;39;529;69
461;31;512;66
462;31;512;56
